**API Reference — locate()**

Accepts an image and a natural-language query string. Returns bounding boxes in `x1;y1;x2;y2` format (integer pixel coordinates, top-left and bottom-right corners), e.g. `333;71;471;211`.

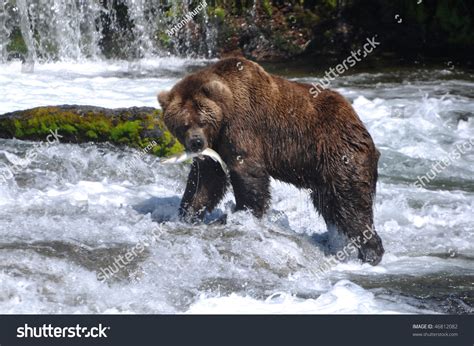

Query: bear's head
157;76;232;153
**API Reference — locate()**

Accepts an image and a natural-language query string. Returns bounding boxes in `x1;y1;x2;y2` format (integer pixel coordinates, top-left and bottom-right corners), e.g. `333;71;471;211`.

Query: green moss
157;31;171;48
152;131;184;157
262;0;272;16
62;124;78;134
0;106;184;157
12;119;24;137
322;0;338;9
110;120;142;144
6;28;28;55
86;130;98;139
213;7;226;20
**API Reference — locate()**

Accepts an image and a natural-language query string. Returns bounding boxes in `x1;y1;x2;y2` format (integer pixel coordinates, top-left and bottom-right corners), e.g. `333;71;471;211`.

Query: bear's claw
358;235;385;266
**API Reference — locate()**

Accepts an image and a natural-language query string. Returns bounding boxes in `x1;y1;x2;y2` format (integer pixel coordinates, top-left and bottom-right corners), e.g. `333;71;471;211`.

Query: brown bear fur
158;57;384;265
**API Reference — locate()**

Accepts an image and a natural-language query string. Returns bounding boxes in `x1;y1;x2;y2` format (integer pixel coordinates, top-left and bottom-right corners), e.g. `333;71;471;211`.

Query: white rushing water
0;59;473;314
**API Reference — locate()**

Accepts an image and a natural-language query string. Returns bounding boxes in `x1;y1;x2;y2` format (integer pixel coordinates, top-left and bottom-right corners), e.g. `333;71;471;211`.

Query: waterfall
201;2;216;58
16;0;35;70
124;0;162;59
0;0;218;63
0;0;10;62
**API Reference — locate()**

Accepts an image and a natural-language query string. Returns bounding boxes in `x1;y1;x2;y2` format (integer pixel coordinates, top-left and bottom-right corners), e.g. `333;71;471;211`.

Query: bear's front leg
179;157;228;223
229;160;270;218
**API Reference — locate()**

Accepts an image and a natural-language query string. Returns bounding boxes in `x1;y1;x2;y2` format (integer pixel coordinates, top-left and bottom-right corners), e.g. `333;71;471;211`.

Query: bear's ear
157;90;171;110
201;80;232;103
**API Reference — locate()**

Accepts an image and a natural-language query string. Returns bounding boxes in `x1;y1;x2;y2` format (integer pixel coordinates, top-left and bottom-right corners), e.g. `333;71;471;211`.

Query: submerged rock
0;105;183;157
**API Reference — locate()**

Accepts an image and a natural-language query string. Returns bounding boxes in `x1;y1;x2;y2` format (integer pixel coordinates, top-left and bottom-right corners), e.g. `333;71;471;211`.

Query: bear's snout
186;129;207;153
189;137;204;152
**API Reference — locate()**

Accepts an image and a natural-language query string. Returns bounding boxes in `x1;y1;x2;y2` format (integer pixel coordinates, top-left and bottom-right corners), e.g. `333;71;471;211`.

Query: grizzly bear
158;57;384;265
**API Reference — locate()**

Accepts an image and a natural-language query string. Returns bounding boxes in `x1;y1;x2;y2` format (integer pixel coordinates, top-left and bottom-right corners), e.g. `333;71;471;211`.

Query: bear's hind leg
311;185;384;265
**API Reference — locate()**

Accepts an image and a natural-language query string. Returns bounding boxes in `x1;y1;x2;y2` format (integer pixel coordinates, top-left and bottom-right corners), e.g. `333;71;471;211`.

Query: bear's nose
189;138;204;152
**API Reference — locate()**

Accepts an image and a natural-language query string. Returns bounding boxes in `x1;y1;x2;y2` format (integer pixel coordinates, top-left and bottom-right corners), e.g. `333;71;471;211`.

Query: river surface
0;58;473;314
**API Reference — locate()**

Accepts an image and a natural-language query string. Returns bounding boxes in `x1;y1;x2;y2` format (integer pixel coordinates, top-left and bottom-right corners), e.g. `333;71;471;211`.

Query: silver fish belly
161;148;229;175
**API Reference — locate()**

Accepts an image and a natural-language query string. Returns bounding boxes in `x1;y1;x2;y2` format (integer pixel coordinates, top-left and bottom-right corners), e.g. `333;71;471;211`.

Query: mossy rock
0;105;183;157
